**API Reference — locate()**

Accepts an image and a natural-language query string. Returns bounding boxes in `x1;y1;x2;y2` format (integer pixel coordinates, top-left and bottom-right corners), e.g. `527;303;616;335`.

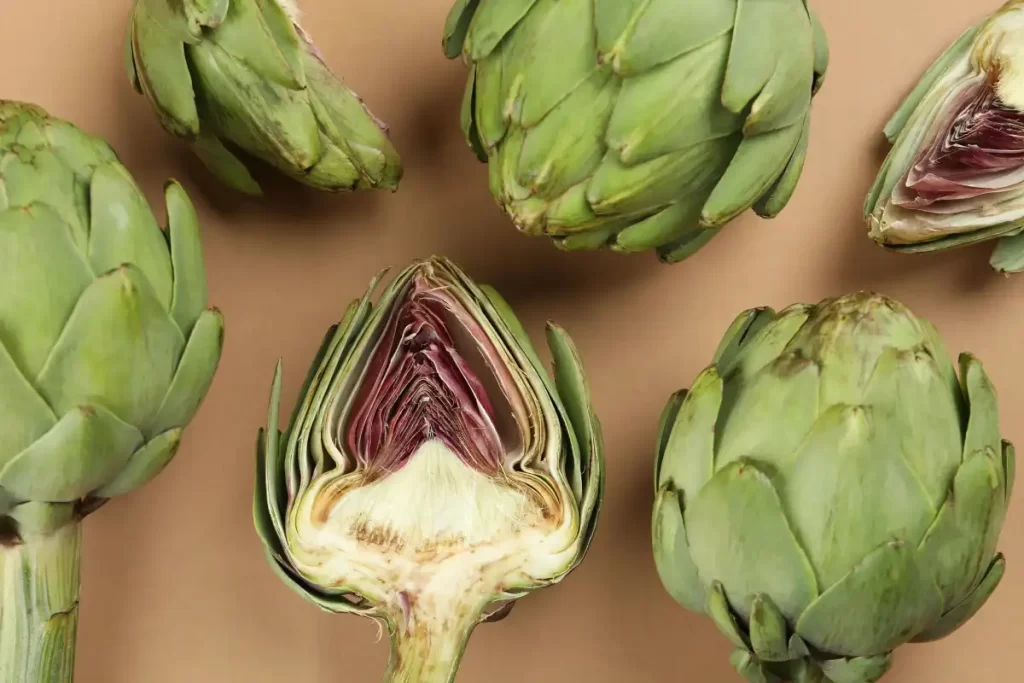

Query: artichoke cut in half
443;0;829;262
255;257;603;683
0;101;224;683
653;293;1014;683
126;0;402;195
866;0;1024;273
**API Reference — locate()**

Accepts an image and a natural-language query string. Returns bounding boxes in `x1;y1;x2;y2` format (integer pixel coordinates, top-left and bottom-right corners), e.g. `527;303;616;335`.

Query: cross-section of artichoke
254;257;603;682
865;1;1024;273
0;101;224;683
653;293;1014;683
443;0;829;262
126;0;403;195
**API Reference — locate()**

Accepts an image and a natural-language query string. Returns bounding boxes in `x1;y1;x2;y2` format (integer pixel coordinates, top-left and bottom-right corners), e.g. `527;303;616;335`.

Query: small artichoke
254;257;603;683
865;1;1024;273
126;0;402;195
653;293;1014;683
443;0;829;262
0;101;224;682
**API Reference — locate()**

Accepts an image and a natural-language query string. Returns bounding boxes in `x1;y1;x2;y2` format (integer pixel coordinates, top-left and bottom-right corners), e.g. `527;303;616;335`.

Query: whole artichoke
126;0;402;195
443;0;829;262
0;102;224;682
653;293;1014;683
254;257;603;683
865;1;1024;273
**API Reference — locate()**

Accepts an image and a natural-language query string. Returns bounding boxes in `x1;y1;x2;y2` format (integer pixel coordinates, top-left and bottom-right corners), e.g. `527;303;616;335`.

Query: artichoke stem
0;521;81;683
383;596;481;683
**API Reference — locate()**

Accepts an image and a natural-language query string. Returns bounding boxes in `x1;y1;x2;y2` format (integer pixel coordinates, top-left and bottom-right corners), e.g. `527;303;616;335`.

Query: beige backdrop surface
1;1;1022;682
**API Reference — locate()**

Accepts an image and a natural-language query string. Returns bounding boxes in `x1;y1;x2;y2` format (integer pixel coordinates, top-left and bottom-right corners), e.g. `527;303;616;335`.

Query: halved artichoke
866;0;1024;273
254;257;603;682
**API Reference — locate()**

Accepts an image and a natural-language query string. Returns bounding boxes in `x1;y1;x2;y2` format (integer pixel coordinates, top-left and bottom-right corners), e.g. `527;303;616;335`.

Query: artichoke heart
653;292;1014;683
255;257;603;683
866;0;1024;273
443;0;829;263
126;0;402;195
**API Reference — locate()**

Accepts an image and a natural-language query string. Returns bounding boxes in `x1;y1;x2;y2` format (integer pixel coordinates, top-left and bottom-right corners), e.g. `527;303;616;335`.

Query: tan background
2;1;1022;681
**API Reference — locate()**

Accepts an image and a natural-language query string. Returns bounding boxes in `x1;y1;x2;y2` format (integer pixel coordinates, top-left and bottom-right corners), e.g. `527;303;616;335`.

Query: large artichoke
442;0;829;262
653;293;1014;683
0;102;224;682
865;1;1024;273
126;0;402;195
254;257;603;683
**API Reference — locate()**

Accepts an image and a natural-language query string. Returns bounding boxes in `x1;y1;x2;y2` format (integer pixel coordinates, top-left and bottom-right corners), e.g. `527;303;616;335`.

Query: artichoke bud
443;0;829;263
866;0;1024;273
126;0;403;195
0;100;224;533
654;292;1014;682
255;257;603;683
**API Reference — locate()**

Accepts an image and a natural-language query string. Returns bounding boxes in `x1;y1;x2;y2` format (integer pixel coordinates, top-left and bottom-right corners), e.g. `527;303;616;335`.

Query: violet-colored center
901;80;1024;208
344;278;508;475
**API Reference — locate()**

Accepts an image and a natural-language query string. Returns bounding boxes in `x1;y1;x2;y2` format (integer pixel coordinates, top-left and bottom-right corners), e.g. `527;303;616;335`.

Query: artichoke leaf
749;593;790;662
653;389;687;488
652;487;706;613
0;405;142;502
0;337;57;466
93;428;183;499
36;265;184;430
463;0;538;61
166;180;211;333
657;366;721;495
598;0;736;76
818;653;893;683
131;1;201;138
686;460;818;622
794;539;944;656
990;227;1024;273
911;554;1005;643
190;131;263;196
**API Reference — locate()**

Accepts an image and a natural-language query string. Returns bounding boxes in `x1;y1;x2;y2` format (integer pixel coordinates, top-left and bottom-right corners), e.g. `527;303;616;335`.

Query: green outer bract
0;101;224;683
864;0;1024;273
126;0;403;195
443;0;829;262
253;257;603;683
653;293;1014;683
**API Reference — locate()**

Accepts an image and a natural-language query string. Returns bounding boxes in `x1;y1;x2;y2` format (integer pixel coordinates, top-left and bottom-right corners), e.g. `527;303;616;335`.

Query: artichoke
442;0;829;262
865;1;1024;273
126;0;402;195
653;293;1014;683
254;257;603;683
0;102;224;682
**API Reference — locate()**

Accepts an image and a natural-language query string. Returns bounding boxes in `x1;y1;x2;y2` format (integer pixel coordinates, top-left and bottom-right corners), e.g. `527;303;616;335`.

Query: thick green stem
383;603;478;683
0;522;81;683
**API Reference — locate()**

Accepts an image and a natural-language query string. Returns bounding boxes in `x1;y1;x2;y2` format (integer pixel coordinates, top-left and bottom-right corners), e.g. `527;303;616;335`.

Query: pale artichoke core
286;272;579;629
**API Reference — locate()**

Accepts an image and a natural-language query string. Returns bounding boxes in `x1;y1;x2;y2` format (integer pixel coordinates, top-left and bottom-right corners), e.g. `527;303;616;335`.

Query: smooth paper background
1;1;1022;681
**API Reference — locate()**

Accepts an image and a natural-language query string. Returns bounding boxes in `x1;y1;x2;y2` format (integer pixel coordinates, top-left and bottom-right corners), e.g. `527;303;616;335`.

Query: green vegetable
653;293;1014;683
865;1;1024;273
0;101;224;683
126;0;403;195
254;257;603;683
443;0;829;262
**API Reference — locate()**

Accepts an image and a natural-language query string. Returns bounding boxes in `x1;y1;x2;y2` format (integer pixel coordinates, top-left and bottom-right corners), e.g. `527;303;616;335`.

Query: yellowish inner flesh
291;439;578;628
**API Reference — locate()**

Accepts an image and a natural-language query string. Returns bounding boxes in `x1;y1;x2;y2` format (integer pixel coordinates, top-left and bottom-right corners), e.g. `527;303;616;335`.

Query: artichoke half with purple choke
254;258;603;683
866;0;1024;273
